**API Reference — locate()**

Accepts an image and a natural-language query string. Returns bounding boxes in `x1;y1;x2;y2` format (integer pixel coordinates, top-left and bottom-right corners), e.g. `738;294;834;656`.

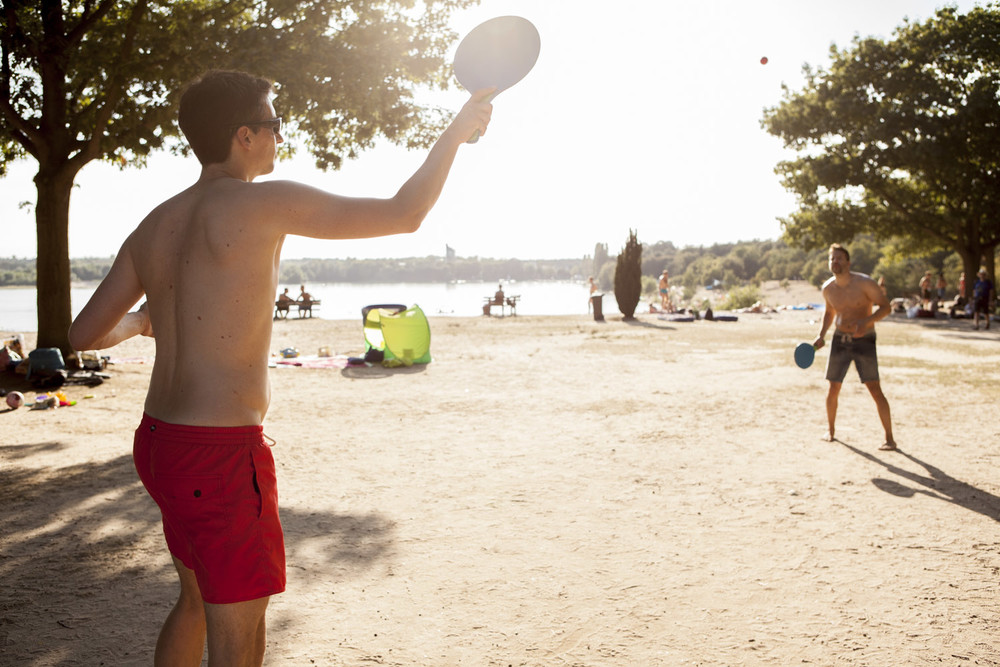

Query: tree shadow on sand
887;311;999;339
0;442;394;666
835;439;1000;523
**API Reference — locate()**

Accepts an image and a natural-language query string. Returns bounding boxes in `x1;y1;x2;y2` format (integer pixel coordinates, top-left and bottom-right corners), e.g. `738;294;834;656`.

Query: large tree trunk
957;247;983;304
33;167;76;361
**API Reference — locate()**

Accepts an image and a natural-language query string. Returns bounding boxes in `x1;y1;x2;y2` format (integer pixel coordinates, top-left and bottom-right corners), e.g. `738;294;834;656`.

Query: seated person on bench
275;288;294;317
297;284;314;317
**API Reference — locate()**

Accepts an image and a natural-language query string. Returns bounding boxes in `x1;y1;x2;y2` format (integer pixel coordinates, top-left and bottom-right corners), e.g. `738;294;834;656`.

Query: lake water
1;281;608;332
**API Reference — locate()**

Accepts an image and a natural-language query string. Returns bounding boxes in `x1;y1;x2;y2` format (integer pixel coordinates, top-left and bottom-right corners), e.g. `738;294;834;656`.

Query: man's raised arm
265;89;495;242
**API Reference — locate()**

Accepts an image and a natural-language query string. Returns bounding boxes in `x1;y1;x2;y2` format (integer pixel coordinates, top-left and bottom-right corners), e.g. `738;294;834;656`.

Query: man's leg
865;380;896;450
155;556;207;667
204;595;270;667
824;381;841;441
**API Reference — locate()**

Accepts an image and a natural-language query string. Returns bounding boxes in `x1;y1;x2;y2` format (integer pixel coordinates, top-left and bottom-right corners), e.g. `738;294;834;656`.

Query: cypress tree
614;229;642;319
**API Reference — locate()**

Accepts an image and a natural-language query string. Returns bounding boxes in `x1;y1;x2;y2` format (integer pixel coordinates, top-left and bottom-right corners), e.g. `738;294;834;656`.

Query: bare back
69;89;494;428
130;178;285;426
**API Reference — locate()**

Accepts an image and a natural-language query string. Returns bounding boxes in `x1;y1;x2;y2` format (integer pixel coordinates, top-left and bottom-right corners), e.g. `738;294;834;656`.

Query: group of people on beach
276;285;312;306
275;284;315;317
918;270;948;309
919;268;996;330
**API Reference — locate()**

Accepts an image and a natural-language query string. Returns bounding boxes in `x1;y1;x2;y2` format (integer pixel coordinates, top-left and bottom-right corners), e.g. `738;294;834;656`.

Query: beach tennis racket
453;15;540;143
794;342;816;369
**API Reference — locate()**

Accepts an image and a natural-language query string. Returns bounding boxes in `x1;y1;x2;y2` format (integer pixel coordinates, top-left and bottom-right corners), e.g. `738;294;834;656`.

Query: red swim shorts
133;413;286;604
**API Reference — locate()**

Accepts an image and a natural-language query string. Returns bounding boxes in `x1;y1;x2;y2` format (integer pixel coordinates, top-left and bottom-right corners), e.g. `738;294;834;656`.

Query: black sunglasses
232;117;282;134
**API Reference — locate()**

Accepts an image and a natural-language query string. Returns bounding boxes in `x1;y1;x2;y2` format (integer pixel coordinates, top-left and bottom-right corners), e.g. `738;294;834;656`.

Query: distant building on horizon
446;244;456;261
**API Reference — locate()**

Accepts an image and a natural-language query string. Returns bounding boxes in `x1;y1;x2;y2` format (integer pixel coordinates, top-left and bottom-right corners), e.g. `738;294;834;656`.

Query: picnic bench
275;299;321;319
482;294;520;317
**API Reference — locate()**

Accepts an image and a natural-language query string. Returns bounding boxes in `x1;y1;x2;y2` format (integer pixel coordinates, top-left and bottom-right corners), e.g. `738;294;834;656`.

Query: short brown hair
829;243;850;262
179;70;273;165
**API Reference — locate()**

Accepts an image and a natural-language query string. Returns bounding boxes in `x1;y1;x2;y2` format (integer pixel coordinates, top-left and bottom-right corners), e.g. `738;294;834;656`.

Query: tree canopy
0;0;476;356
762;4;1000;287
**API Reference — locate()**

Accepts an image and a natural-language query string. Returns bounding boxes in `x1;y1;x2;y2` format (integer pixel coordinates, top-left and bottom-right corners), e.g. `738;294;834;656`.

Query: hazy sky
0;0;981;261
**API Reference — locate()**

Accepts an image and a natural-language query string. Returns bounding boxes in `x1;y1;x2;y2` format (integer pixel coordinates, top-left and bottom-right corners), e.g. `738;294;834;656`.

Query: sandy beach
2;282;999;666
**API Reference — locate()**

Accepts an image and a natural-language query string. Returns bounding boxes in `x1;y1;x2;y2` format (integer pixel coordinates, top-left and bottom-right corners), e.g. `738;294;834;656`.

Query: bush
720;284;761;310
597;262;616;291
641;274;658;295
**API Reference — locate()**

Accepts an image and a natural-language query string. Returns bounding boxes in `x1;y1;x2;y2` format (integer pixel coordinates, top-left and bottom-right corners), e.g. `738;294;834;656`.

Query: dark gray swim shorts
825;331;880;384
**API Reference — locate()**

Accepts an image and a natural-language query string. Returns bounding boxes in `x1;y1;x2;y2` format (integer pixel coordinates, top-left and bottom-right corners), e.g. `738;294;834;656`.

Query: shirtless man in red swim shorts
69;70;493;666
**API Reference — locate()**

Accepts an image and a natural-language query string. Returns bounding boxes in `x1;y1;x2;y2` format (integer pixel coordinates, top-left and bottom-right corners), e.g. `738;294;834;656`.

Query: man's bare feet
878;441;898;451
822;432;835;442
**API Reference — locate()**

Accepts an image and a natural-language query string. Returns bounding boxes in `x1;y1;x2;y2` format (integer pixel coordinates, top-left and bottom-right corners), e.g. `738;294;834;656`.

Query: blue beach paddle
453;15;541;143
794;342;816;369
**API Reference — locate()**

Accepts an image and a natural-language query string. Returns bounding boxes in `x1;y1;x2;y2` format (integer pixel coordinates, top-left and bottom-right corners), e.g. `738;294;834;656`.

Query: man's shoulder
850;272;882;298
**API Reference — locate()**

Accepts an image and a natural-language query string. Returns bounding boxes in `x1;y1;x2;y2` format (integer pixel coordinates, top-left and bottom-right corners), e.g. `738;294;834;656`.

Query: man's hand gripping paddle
794;342;817;369
453;16;540;143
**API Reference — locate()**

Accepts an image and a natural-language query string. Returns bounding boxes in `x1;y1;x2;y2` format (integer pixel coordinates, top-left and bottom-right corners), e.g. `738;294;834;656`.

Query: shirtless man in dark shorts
813;243;897;452
69;70;493;666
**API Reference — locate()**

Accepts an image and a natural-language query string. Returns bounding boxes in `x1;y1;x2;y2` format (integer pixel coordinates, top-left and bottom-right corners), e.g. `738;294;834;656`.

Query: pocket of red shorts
159;474;227;534
249;447;277;520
